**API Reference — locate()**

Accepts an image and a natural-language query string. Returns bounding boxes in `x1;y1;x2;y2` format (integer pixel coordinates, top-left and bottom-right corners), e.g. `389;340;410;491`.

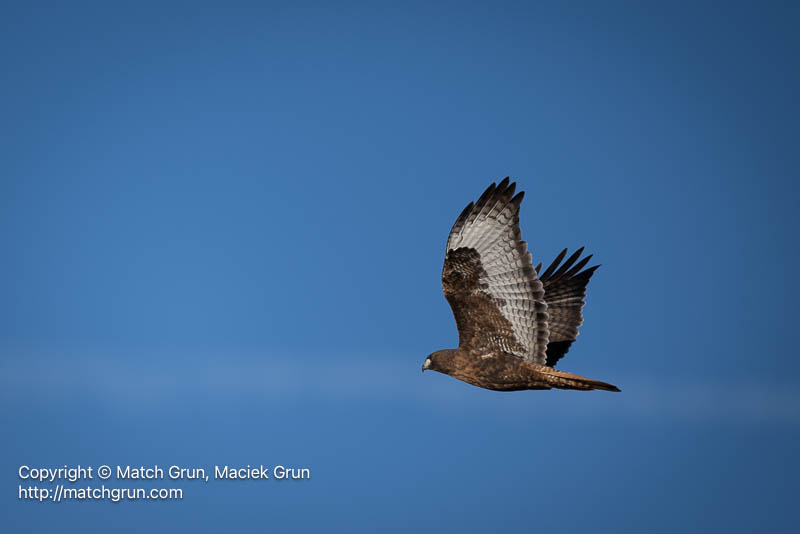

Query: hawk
422;178;620;392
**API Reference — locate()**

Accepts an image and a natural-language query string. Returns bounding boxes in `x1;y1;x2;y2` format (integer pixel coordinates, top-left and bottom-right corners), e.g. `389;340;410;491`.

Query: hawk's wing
535;248;599;367
442;178;549;363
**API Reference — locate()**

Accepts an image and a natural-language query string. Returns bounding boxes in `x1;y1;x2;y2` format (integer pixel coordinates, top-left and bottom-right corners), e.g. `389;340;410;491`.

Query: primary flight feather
422;178;620;392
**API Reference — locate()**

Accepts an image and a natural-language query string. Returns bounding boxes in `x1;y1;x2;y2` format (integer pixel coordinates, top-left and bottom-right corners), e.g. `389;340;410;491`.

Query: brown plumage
422;178;620;392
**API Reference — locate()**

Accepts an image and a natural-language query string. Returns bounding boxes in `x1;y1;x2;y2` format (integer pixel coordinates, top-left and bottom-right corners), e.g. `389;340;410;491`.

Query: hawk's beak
422;359;431;372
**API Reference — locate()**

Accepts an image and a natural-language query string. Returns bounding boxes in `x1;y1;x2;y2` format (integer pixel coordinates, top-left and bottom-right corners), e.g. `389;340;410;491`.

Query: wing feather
538;248;599;367
442;179;549;363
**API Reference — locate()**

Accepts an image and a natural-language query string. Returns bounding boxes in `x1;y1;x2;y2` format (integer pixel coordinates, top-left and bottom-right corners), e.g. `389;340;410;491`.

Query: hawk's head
421;349;457;374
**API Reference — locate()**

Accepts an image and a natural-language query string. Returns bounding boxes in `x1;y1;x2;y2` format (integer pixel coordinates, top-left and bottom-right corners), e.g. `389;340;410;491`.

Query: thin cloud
1;349;797;424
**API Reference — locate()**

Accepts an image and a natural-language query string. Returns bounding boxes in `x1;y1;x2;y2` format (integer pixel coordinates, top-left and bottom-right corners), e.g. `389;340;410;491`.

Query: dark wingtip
473;182;498;212
452;201;475;230
480;182;497;198
553;248;584;277
540;248;568;280
494;177;515;203
579;264;601;279
483;182;497;197
505;181;516;198
564;254;592;278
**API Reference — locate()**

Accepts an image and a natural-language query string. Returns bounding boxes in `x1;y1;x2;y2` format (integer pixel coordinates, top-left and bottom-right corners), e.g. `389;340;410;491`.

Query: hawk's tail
540;367;621;392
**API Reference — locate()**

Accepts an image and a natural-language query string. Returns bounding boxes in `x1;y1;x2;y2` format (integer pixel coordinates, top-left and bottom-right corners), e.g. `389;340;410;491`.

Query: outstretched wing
442;178;549;363
535;248;599;367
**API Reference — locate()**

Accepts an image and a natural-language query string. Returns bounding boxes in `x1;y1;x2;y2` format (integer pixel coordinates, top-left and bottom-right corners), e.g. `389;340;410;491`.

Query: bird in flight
422;178;620;392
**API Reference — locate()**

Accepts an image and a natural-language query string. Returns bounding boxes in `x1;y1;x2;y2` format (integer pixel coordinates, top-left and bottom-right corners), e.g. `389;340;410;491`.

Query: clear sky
1;1;798;532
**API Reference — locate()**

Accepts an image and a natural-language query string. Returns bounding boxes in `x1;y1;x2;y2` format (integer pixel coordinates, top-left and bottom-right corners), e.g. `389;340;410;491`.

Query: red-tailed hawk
422;178;620;392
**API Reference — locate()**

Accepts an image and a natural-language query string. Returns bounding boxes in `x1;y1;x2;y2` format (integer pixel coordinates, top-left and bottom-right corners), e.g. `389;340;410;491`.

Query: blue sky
1;1;798;532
